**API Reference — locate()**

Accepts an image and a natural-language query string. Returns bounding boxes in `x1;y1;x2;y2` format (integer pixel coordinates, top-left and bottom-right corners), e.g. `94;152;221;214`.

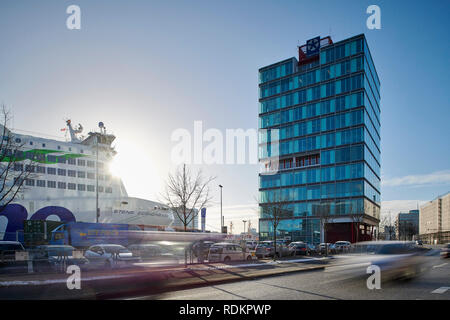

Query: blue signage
306;36;320;56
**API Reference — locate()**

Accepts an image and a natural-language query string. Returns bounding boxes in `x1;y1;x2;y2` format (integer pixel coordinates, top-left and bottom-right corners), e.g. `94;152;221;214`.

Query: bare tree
260;191;292;260
379;212;396;240
162;164;215;232
0;105;35;213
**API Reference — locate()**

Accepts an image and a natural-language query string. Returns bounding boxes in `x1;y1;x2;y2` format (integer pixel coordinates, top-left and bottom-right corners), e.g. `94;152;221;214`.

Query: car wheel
223;256;231;263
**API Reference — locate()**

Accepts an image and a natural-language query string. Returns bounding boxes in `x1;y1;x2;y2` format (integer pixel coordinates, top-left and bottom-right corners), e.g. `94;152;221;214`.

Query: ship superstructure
0;120;174;240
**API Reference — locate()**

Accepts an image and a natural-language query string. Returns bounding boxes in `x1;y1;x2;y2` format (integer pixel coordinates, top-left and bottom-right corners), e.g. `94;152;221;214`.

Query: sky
0;0;449;233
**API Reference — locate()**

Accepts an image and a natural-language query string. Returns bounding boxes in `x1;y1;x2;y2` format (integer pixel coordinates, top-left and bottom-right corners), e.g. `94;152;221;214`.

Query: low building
419;192;450;244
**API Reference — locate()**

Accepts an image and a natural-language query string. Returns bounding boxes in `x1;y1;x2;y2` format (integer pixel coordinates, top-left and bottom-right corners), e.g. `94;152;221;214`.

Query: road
131;255;450;300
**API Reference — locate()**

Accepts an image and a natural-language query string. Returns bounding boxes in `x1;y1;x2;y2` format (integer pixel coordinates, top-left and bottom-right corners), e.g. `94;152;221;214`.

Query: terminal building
258;34;381;244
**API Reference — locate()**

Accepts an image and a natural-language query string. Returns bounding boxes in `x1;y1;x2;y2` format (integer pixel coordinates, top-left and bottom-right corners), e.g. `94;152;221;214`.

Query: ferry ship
0;120;174;241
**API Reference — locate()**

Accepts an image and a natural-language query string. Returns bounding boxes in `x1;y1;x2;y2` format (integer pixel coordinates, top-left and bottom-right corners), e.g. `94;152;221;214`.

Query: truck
49;222;143;248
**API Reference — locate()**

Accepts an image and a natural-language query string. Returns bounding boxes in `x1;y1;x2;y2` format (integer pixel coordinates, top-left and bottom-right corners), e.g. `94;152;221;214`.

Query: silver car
84;244;139;269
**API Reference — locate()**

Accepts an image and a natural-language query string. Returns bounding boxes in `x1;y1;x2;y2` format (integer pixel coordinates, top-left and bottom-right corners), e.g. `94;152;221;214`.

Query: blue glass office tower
258;34;380;244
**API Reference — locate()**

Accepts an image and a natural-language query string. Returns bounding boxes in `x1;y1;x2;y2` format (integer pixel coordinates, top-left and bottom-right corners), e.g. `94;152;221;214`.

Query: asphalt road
132;254;450;300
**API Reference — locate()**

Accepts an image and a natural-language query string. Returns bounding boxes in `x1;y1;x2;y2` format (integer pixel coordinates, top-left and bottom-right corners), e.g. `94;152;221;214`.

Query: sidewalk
0;256;329;299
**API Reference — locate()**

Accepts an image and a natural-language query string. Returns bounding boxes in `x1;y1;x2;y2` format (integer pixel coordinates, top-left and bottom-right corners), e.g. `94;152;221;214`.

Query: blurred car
127;244;179;265
84;244;139;269
255;241;290;258
0;241;27;274
415;240;423;246
319;243;336;255
347;241;428;281
33;245;89;273
192;241;216;260
207;243;253;262
288;242;308;256
334;241;352;253
441;243;450;259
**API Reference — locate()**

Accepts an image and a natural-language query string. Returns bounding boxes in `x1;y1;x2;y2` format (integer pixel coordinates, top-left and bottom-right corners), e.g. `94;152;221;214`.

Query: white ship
0;120;174;240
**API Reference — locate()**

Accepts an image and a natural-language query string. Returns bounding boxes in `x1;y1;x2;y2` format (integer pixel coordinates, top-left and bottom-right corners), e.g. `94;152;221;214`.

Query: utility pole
243;220;247;238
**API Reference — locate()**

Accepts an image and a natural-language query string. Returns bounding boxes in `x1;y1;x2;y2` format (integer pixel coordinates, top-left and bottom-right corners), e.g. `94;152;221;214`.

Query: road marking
431;287;450;294
432;263;448;269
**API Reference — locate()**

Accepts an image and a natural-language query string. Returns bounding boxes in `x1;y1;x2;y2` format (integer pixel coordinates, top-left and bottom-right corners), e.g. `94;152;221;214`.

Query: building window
29;141;33;145
68;170;76;177
58;182;66;189
77;159;85;166
87;185;95;192
57;146;61;150
14;163;23;171
77;184;86;191
68;183;76;190
57;156;66;164
77;171;85;178
42;143;46;147
37;180;46;187
15;138;21;143
25;179;35;186
98;186;104;193
105;187;112;193
87;160;95;168
57;168;66;176
25;165;35;172
87;172;95;179
36;166;45;173
47;167;56;175
67;158;76;165
47;181;56;188
47;155;57;162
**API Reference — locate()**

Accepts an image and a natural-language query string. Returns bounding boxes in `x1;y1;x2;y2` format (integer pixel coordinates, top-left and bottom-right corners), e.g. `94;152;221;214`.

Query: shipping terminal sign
306;36;320;56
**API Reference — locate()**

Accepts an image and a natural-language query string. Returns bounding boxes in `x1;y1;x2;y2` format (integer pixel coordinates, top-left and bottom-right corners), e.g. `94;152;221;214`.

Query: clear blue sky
0;0;449;232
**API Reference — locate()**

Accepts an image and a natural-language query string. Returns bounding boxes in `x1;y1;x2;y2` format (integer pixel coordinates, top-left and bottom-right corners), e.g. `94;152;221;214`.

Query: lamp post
95;134;99;223
219;185;223;232
243;220;247;239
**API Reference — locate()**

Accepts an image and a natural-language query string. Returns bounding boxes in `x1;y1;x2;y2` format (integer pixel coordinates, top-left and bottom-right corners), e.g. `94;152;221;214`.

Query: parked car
306;243;319;255
84;244;139;269
207;243;253;262
245;240;258;250
415;240;423;246
288;242;308;256
192;241;216;260
334;241;352;253
255;241;290;258
127;244;179;265
319;243;336;255
33;245;89;273
441;243;450;259
0;241;27;274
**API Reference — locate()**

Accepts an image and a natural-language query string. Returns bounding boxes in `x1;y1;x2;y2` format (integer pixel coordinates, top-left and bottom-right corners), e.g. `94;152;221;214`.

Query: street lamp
243;220;247;238
219;185;223;232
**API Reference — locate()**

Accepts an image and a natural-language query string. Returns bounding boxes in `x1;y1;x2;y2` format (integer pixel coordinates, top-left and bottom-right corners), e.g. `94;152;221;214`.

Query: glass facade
258;35;380;244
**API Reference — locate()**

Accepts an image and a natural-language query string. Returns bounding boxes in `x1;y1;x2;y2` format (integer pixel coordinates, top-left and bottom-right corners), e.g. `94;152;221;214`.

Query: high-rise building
396;210;419;240
258;34;380;244
420;192;450;244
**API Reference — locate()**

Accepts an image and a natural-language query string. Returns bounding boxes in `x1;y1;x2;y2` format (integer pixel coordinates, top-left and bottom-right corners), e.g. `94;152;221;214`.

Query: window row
320;38;363;65
259;180;378;203
259;60;295;84
24;179;112;193
13;164;111;180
